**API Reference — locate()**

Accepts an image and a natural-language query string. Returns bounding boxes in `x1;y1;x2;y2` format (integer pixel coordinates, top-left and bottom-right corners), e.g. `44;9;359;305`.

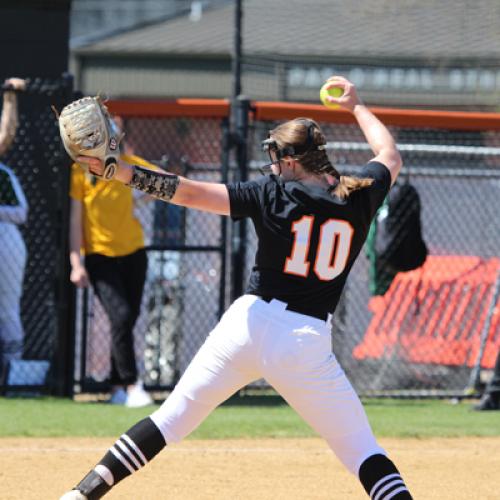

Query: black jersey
227;161;391;316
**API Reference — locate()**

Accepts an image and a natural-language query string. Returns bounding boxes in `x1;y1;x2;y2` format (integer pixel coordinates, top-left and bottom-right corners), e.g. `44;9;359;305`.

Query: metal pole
465;269;500;394
232;0;242;99
219;117;230;316
231;97;250;301
54;74;76;397
229;0;250;302
277;61;288;101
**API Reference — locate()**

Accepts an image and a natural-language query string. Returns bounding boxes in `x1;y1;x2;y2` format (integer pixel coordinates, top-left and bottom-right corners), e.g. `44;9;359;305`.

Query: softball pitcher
61;76;412;499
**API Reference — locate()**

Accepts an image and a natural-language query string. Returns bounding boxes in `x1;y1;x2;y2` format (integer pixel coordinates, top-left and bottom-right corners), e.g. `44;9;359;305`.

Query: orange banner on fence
107;98;500;130
107;99;230;118
353;256;500;368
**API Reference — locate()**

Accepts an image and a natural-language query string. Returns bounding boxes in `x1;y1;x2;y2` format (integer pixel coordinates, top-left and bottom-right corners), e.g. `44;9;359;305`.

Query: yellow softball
319;84;343;109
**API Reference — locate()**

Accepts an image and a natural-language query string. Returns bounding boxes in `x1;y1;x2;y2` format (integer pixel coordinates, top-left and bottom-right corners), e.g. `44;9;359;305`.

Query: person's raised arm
322;76;402;185
0;78;26;156
77;157;231;216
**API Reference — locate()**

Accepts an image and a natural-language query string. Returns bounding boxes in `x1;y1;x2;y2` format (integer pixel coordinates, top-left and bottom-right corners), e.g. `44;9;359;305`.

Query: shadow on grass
361;399;431;408
221;393;446;410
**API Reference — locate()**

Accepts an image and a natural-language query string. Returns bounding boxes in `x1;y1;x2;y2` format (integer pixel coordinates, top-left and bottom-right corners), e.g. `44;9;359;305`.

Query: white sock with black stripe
359;454;412;499
73;417;167;499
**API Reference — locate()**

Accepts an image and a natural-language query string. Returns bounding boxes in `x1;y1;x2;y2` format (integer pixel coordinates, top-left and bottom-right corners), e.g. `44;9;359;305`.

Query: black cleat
60;470;111;500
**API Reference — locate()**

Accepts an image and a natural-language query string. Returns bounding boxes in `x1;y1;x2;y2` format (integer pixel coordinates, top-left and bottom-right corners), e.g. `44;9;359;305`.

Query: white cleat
59;491;87;500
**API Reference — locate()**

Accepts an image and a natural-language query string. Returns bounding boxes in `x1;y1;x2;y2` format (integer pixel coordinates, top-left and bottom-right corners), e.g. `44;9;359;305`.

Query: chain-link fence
0;75;74;395
73;101;500;398
73;117;228;393
242;118;500;396
2;93;499;398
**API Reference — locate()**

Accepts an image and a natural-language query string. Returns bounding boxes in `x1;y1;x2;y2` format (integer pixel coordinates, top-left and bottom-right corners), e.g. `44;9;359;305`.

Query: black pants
86;249;147;386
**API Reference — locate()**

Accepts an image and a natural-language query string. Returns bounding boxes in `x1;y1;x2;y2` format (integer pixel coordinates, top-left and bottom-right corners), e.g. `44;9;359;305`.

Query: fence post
230;96;251;302
53;74;76;397
227;0;250;301
219;118;231;317
465;269;500;394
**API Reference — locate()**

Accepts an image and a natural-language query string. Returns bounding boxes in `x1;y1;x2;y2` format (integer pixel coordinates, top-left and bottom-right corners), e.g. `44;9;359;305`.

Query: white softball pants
151;294;385;475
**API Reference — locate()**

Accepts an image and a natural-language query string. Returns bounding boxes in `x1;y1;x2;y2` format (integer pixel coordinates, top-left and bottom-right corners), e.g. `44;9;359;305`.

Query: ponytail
334;175;373;200
297;148;373;200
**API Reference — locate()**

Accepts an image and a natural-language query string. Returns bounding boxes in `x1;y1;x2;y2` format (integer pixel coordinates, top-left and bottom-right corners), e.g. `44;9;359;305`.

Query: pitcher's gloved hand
57;96;123;180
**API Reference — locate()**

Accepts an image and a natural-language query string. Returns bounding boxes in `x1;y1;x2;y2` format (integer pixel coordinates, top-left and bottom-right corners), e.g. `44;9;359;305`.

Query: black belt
259;296;329;322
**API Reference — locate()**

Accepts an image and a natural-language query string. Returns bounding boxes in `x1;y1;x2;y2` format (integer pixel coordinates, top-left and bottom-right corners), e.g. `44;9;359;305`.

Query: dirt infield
1;437;499;499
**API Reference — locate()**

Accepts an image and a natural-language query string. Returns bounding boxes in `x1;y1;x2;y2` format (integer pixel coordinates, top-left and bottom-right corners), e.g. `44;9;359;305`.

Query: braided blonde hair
270;118;373;199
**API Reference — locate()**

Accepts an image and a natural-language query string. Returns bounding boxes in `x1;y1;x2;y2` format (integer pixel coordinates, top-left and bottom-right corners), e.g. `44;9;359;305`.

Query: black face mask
259;139;287;175
260;119;325;175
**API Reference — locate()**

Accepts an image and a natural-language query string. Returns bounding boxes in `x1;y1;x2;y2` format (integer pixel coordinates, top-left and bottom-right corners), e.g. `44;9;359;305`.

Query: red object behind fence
353;256;500;368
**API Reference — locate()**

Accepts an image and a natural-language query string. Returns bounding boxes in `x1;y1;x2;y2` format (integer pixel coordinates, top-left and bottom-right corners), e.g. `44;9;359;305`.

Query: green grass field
2;395;499;439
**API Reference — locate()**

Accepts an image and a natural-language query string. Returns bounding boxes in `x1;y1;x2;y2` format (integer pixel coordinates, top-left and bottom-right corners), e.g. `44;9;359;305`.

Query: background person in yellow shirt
69;119;154;408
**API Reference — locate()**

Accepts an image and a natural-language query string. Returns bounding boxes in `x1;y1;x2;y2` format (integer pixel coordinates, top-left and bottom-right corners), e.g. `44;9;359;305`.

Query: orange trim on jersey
284;215;314;277
313;219;354;282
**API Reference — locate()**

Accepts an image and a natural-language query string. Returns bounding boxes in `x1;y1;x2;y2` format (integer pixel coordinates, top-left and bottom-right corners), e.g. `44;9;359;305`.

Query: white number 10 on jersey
284;215;354;281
